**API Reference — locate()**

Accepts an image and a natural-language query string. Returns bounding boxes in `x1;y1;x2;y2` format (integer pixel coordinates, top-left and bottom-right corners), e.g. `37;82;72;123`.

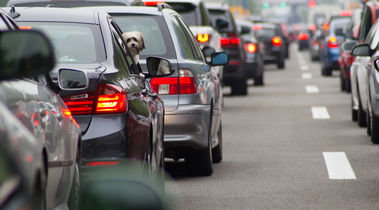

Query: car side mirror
352;44;371;57
0;30;55;80
146;56;174;77
215;18;228;30
341;40;359;52
210;52;228;66
240;25;250;35
373;57;379;72
202;45;216;61
58;69;89;90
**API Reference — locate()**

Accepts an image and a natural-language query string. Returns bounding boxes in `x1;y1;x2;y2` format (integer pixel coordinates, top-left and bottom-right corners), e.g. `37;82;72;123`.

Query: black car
236;19;265;85
253;23;286;69
15;7;173;178
206;2;248;95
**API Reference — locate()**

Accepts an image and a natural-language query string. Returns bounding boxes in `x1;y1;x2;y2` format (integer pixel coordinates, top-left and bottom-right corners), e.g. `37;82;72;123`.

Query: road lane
165;44;379;210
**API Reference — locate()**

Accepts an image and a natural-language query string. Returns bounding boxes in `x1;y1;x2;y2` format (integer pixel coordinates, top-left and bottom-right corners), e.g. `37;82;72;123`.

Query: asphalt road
165;44;379;210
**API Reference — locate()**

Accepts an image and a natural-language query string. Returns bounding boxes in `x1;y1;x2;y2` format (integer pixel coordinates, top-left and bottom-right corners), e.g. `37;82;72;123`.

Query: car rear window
112;14;175;59
208;8;236;33
329;17;351;35
167;3;198;26
18;22;106;63
256;28;275;38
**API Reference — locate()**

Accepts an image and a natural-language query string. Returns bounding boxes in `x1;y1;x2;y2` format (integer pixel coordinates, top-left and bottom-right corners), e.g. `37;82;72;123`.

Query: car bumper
222;60;246;83
164;104;211;158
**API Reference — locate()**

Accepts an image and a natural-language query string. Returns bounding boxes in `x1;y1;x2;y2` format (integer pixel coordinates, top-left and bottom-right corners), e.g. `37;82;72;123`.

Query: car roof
158;0;202;5
10;7;100;24
205;2;229;10
82;5;166;16
6;0;141;7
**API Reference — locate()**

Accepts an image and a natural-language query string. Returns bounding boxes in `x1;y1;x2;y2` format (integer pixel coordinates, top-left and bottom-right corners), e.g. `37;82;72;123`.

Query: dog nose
131;43;136;47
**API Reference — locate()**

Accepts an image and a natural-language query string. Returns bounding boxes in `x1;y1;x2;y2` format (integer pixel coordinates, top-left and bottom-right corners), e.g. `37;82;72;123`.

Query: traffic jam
0;0;379;209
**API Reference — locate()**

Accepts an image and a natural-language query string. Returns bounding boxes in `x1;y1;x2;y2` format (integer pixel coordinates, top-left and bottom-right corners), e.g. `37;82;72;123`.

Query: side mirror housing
240;25;250;35
210;52;228;66
215;19;228;30
341;40;359;52
0;30;55;80
202;45;216;59
146;57;174;77
352;44;371;57
58;69;89;90
373;57;379;72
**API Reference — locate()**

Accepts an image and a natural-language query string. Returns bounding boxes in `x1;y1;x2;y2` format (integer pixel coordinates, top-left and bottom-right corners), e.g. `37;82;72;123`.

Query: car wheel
322;65;332;76
346;77;351;93
277;57;285;69
351;97;358;122
370;108;379;144
254;74;264;86
367;103;372;136
231;78;247;95
212;121;223;163
340;73;346;91
357;86;367;127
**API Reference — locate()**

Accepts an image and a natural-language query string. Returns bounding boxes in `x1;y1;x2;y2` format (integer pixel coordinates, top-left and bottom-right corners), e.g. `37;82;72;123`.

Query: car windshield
18;22;106;63
112;14;175;59
329;17;351;35
167;3;198;26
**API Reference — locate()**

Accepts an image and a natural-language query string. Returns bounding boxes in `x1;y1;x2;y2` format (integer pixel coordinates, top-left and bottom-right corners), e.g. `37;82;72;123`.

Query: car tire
367;104;372;136
346;77;351;93
185;112;213;176
277;57;285;69
357;85;367;127
231;78;247;95
212;121;222;163
68;146;81;210
370;108;379;144
322;65;332;76
254;74;264;86
351;97;358;122
340;73;346;91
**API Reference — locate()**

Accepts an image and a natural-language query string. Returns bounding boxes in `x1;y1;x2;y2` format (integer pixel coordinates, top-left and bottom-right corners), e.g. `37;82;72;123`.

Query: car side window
171;15;197;60
359;7;372;42
175;16;206;63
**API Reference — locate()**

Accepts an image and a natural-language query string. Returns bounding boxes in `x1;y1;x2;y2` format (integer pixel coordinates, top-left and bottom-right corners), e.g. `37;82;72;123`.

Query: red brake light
220;37;240;46
85;161;119;166
340;10;352;17
244;43;257;53
143;1;164;6
298;33;309;40
253;25;262;30
272;36;282;46
328;36;338;48
309;24;316;31
62;84;127;115
197;34;209;43
19;26;32;30
323;22;329;31
313;41;319;45
150;69;196;95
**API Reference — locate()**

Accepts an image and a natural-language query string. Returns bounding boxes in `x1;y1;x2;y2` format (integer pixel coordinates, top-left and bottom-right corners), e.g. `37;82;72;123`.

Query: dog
122;31;145;64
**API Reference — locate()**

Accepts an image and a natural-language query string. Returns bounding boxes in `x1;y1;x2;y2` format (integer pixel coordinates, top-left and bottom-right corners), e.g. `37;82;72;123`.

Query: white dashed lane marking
305;85;319;93
323;152;356;180
301;65;309;71
302;73;312;79
311;106;330;119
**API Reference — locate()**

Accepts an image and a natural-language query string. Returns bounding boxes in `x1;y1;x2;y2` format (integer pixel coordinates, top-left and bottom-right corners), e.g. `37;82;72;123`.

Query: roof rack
157;2;172;11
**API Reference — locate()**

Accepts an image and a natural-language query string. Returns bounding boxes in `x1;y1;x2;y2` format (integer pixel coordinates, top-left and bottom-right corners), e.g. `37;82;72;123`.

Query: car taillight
272;36;282;47
244;43;257;53
19;26;32;30
62;84;127;115
197;34;209;43
253;25;262;30
150;69;197;95
328;36;338;48
323;22;329;31
298;33;309;40
220;37;240;47
143;1;164;6
313;41;319;46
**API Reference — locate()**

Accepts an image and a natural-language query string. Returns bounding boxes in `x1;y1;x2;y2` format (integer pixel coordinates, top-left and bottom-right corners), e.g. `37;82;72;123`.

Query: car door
108;18;152;160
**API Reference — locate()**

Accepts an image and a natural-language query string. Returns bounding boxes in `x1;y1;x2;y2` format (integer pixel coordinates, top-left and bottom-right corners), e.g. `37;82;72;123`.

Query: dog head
122;31;145;56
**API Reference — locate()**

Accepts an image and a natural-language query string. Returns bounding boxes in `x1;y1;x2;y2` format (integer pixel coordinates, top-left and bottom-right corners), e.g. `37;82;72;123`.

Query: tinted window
168;3;198;26
208;9;236;33
112;14;175;59
171;15;196;60
256;28;275;38
19;22;106;63
359;6;372;42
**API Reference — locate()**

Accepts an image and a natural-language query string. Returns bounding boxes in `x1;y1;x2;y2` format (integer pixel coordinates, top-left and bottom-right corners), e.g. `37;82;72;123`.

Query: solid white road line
302;73;312;79
312;106;330;119
301;65;309;71
305;85;319;93
323;152;356;180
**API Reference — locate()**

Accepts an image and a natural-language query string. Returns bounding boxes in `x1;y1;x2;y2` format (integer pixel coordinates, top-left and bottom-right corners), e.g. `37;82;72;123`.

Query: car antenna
9;5;20;19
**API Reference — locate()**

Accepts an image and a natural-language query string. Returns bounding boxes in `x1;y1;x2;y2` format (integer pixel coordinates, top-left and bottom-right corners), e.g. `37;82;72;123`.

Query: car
236;19;265;86
352;19;379;143
0;8;82;210
253;23;286;69
308;28;322;60
14;7;173;179
272;21;290;58
319;12;352;76
5;0;144;7
92;5;227;176
146;0;225;82
0;28;58;210
350;1;379;127
206;2;248;95
297;28;310;51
